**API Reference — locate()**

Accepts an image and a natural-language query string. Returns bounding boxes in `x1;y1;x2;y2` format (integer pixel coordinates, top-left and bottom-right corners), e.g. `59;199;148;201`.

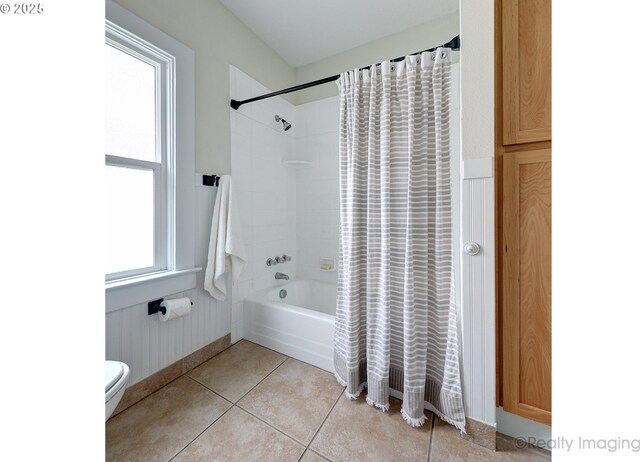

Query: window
105;23;174;281
106;0;196;312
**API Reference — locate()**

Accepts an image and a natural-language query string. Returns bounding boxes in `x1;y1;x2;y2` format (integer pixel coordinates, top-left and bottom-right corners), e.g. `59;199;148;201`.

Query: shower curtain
333;49;465;431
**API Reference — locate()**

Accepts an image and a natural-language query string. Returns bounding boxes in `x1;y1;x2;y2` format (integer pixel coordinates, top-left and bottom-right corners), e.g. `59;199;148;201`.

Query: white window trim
105;26;172;281
106;0;197;313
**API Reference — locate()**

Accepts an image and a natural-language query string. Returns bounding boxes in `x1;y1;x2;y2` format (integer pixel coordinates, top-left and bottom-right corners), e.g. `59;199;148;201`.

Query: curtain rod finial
230;99;241;110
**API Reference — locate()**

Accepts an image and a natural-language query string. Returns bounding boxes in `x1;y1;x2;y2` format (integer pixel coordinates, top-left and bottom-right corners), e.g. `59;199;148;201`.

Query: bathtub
243;279;336;372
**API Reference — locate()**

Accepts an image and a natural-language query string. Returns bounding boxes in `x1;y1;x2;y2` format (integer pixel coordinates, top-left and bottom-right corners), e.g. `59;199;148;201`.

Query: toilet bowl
106;360;130;421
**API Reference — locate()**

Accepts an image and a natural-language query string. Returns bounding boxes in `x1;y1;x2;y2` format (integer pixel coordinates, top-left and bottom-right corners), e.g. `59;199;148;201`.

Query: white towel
204;175;247;300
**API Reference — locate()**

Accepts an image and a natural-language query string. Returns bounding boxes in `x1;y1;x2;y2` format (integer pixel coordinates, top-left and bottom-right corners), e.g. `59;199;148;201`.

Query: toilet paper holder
147;298;193;316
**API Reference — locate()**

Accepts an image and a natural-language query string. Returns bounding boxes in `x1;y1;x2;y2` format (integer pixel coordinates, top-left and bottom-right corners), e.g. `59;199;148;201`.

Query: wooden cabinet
497;0;552;425
502;148;551;425
502;0;551;144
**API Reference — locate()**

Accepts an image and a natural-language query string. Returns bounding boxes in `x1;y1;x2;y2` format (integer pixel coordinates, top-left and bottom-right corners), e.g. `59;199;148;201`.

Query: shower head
275;115;292;131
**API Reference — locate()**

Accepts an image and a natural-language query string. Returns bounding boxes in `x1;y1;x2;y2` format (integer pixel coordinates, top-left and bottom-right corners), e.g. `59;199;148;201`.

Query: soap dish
319;257;336;272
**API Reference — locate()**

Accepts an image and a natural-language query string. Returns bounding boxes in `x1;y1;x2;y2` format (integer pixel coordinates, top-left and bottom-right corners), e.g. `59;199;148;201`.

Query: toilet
105;360;130;421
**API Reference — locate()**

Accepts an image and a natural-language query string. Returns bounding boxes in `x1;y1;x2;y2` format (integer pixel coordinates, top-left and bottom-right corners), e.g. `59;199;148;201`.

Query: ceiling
219;0;458;67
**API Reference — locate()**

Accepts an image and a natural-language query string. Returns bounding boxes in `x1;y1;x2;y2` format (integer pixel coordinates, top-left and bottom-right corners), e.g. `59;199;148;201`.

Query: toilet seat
106;360;130;421
106;361;124;392
106;360;128;402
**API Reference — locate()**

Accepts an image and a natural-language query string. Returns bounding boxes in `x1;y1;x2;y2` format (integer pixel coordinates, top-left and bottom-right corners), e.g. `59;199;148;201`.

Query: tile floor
106;340;551;462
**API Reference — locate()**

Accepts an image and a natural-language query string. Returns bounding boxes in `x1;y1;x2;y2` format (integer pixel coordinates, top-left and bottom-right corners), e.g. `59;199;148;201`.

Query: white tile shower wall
229;66;297;337
105;181;231;386
294;96;340;284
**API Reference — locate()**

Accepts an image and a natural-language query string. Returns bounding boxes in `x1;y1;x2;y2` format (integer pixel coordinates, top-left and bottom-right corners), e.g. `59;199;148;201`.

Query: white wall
294;97;341;284
459;0;494;160
293;12;459;104
229;66;298;339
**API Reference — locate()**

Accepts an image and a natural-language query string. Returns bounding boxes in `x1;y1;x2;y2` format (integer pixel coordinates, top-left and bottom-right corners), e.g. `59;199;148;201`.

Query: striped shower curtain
333;49;465;431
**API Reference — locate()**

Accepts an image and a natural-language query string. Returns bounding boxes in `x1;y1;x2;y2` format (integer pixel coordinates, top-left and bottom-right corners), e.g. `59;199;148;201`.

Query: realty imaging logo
515;436;640;453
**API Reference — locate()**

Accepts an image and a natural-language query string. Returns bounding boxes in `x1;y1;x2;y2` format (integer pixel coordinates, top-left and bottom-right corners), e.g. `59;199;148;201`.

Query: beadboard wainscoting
106;179;231;388
460;157;496;428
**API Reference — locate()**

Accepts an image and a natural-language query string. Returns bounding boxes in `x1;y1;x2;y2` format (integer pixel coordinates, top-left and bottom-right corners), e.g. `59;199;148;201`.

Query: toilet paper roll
158;297;192;322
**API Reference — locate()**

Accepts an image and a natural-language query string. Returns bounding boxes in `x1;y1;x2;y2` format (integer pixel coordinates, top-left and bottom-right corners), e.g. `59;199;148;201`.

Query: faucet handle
282;254;292;262
275;256;284;264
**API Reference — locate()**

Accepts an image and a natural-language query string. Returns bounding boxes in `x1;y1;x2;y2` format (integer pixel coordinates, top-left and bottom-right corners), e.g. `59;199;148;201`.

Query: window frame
105;22;175;282
105;0;196;313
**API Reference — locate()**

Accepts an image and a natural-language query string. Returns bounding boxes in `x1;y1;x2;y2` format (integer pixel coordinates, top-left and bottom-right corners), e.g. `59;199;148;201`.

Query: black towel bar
203;174;220;187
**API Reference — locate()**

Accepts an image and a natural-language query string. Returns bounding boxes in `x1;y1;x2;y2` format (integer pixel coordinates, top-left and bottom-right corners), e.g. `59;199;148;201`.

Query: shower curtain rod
229;35;460;110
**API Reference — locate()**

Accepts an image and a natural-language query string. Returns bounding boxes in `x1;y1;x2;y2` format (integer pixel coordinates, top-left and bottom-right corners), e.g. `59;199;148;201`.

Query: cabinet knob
464;242;481;256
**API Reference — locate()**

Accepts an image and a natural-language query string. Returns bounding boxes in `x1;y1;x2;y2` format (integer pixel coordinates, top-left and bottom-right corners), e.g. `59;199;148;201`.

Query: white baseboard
496;407;551;443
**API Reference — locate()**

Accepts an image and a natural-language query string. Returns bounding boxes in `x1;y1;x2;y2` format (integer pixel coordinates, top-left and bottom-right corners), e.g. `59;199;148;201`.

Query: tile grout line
302;388;346;460
168;347;289;461
167;401;235;462
186;349;288;404
427;411;436;462
230;343;346;461
299;448;331;462
124;342;341;461
172;365;298;462
241;339;334;377
218;348;345;457
222;347;345;460
236;403;308;449
108;373;189;422
183;374;235;404
188;353;307;449
234;355;289;402
111;338;240;421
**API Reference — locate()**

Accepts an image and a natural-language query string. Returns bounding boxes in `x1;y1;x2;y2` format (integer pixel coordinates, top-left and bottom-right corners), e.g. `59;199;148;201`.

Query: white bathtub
243;279;336;372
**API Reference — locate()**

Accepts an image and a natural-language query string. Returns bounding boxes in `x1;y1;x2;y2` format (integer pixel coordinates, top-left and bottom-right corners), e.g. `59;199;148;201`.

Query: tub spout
275;272;289;280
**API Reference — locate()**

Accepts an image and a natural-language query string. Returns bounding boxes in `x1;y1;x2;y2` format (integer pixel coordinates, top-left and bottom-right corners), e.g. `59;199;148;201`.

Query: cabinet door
502;0;552;144
503;148;551;425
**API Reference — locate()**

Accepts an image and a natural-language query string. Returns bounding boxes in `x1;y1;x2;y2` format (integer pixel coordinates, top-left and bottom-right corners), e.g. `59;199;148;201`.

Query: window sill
106;267;202;313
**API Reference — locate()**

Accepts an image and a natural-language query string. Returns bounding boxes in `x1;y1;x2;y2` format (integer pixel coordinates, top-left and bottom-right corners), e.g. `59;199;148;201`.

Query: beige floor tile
237;358;344;445
173;406;305;462
430;418;552;462
310;394;432;462
187;340;286;402
106;376;231;462
300;450;331;462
